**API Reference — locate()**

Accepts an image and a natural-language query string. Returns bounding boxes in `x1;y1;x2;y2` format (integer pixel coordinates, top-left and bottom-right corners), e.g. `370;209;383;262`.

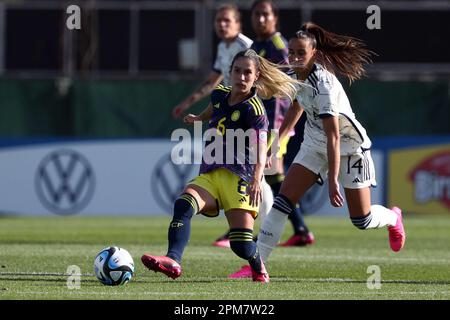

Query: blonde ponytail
230;49;304;101
230;49;302;101
255;56;299;101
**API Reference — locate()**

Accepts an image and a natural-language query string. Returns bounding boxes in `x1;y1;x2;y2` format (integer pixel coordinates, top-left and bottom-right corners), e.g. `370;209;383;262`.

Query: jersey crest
231;110;240;121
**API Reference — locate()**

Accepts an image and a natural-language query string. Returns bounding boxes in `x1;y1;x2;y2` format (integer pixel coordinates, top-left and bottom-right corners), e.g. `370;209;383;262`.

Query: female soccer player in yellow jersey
170;3;275;250
141;49;303;283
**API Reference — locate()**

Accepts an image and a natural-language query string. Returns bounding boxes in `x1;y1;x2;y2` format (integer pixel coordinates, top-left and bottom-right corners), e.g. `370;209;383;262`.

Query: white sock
367;205;397;229
256;207;288;262
258;177;274;224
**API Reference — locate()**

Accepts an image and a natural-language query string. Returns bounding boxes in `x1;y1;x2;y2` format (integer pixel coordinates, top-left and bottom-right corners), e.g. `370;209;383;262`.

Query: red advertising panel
389;144;450;214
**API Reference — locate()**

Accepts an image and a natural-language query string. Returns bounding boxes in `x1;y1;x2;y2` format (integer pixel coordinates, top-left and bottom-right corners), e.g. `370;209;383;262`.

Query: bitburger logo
409;151;450;208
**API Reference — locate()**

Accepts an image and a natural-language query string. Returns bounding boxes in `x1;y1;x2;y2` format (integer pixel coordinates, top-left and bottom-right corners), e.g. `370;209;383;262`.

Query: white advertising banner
0;140;384;216
0;140;200;216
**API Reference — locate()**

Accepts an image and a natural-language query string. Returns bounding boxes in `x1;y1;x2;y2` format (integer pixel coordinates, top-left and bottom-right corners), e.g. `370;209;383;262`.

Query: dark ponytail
296;22;374;82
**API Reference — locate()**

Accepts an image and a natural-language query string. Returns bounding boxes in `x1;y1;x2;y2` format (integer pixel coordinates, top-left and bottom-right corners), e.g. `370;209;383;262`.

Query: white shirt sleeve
315;74;339;117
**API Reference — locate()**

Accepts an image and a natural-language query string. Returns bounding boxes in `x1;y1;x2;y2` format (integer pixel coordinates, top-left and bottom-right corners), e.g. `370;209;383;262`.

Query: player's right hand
248;179;262;207
183;114;200;124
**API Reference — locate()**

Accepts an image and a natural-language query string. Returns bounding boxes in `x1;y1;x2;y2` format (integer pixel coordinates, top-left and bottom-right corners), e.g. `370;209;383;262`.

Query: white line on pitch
3;291;450;297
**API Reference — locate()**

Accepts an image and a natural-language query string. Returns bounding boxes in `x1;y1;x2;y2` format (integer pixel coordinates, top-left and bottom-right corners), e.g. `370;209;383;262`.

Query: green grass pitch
0;214;449;300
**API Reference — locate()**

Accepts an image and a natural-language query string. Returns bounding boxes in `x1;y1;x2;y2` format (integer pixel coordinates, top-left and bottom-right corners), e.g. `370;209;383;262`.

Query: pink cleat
251;261;270;283
388;207;406;252
278;232;315;247
212;239;231;248
141;254;182;279
228;265;252;279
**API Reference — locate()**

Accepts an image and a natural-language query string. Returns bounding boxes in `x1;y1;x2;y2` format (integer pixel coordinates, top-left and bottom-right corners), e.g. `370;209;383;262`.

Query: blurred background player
141;49;302;283
251;0;314;247
168;3;274;247
216;0;314;253
171;4;252;119
250;22;406;270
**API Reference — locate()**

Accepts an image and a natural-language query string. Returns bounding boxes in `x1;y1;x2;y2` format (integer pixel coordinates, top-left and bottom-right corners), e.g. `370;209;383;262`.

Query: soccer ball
94;246;135;286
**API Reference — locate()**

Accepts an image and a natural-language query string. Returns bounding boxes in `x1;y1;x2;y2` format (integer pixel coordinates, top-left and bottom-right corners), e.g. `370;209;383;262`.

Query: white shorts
292;145;377;189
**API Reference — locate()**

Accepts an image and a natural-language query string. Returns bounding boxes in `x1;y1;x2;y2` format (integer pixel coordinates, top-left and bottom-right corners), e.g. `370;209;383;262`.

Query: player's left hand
248;179;262;207
328;179;344;207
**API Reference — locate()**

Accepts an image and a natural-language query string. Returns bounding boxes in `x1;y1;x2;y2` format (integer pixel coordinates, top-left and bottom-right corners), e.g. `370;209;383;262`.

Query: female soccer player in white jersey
230;22;406;276
171;4;252;118
141;49;303;283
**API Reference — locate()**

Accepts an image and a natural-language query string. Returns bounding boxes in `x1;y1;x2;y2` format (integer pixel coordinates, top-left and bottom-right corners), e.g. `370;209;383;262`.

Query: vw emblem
151;153;198;213
35;149;95;215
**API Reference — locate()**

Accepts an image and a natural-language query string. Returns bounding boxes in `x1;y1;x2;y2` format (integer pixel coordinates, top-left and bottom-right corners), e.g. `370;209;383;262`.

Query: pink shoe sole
228;265;252;279
251;261;270;283
141;254;182;280
212;239;231;248
388;207;406;252
253;273;270;283
278;232;315;247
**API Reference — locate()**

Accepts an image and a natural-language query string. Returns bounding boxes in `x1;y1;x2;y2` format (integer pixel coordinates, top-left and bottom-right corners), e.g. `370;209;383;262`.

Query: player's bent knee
350;213;372;230
173;193;199;220
230;240;255;260
229;228;255;259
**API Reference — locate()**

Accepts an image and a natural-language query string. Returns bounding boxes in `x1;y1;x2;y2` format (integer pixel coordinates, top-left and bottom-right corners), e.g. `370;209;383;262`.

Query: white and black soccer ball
94;246;135;286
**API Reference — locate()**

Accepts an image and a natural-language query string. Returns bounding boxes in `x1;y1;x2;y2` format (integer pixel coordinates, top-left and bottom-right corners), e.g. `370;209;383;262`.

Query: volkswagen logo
35;149;95;215
151;153;198;213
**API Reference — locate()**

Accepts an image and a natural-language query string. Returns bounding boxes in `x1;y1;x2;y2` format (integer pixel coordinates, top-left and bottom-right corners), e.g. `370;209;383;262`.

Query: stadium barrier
0;139;383;216
0;79;449;138
2;137;450;216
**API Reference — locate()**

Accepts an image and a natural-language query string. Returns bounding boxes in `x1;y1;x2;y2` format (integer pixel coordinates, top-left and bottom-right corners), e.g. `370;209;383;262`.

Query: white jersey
293;63;371;155
213;33;253;86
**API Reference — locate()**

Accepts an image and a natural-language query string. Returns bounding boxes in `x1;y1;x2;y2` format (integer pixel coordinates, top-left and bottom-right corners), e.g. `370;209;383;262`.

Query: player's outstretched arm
172;72;223;119
183;103;213;124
